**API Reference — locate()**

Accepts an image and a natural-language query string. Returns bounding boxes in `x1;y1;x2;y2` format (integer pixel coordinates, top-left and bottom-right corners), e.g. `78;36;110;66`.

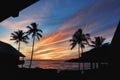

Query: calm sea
23;60;93;71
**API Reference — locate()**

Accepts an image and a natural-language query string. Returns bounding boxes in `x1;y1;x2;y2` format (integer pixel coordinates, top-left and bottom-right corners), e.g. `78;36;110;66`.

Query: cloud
33;47;77;60
35;45;70;55
1;0;119;60
20;0;56;22
0;0;57;31
1;19;34;30
0;34;11;42
95;25;116;41
34;28;75;49
22;20;78;60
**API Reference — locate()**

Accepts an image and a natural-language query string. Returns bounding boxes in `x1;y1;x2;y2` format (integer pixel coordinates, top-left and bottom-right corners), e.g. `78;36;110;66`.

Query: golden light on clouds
0;0;118;60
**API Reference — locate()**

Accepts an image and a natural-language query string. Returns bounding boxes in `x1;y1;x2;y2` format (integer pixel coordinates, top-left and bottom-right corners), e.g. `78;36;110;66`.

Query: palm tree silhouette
70;28;90;70
89;36;108;69
10;30;29;51
26;22;43;68
70;28;90;58
10;30;29;68
90;36;106;48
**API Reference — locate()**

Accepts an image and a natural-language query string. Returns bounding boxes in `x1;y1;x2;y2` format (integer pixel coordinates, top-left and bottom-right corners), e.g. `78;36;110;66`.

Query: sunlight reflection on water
24;60;92;71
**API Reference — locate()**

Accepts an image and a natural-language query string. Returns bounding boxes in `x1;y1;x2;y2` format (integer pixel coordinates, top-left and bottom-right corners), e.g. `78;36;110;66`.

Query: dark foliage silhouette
10;30;29;51
10;30;29;68
90;36;107;48
70;28;90;70
70;28;90;58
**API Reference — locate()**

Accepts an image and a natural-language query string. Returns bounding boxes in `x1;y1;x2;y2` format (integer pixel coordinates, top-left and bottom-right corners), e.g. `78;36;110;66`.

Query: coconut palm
90;36;106;48
26;22;43;68
89;36;108;69
10;30;29;68
70;28;90;70
70;28;90;58
10;30;29;51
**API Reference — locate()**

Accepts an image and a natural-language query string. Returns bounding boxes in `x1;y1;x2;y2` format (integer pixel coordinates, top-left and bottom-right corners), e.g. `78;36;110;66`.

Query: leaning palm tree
70;28;90;70
26;22;43;68
10;30;29;51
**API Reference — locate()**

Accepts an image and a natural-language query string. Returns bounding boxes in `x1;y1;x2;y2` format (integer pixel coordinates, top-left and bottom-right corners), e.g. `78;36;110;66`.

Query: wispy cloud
20;0;56;22
1;19;34;30
0;34;11;42
1;0;119;60
0;0;56;30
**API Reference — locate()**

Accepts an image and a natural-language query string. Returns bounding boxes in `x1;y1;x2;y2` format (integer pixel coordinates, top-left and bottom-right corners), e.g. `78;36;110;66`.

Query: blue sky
0;0;120;60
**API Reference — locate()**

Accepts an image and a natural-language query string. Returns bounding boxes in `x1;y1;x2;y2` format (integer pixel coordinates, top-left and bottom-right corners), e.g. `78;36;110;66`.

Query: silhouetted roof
81;45;110;62
0;0;39;22
0;41;25;57
111;21;120;47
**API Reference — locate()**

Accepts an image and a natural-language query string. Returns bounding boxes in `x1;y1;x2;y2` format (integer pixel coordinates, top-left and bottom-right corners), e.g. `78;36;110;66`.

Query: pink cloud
1;19;34;30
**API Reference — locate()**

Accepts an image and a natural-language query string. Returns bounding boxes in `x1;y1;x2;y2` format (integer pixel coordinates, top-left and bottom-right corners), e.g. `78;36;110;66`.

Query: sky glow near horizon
0;0;120;60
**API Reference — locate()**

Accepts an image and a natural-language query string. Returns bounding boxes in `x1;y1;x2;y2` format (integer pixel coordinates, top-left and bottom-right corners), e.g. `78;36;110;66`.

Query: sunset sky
0;0;120;60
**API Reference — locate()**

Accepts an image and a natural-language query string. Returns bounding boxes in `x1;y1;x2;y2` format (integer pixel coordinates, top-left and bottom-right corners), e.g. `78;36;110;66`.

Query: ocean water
23;60;92;71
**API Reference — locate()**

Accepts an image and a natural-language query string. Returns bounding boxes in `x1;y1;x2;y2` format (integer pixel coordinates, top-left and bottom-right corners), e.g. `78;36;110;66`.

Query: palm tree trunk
18;41;24;68
78;44;80;70
81;47;85;71
18;41;20;51
78;44;80;58
81;47;83;55
29;36;35;68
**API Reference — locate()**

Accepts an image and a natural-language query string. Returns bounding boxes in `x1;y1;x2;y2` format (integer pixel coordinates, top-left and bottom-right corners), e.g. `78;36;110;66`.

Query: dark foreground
1;66;117;80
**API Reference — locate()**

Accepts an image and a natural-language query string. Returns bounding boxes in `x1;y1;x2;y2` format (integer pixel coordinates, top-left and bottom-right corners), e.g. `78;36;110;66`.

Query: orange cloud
34;29;75;51
33;47;77;60
22;25;77;60
35;45;70;55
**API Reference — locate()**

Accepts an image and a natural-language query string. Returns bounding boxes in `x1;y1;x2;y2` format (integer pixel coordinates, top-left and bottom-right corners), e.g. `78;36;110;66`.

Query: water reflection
24;60;108;71
25;60;89;70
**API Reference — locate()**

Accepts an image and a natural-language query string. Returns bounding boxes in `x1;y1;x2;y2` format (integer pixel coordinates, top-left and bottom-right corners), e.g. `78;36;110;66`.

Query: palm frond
89;45;96;47
14;31;19;35
70;42;77;50
69;39;73;42
27;26;32;30
26;29;33;35
11;33;16;36
38;29;43;33
81;44;85;48
15;40;19;43
10;30;29;44
36;35;40;40
10;38;16;40
23;40;29;44
91;41;95;44
31;22;37;29
37;33;42;38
